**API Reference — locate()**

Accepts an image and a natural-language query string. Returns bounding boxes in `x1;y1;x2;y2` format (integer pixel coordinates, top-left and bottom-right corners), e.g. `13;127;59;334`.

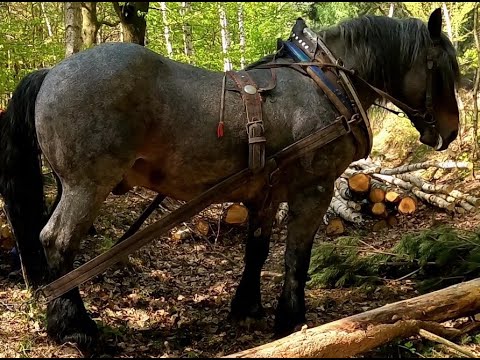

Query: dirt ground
1;175;479;358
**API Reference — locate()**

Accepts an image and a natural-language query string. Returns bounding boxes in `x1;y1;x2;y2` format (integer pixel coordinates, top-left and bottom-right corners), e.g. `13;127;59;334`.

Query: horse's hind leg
230;198;277;320
40;181;113;350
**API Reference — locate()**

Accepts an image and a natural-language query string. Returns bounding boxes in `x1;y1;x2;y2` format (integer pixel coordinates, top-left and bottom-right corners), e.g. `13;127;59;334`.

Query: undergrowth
308;225;480;293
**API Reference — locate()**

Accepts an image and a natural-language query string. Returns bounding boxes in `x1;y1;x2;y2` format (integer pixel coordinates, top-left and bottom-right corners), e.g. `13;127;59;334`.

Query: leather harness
219;19;440;173
225;71;269;173
218;19;374;176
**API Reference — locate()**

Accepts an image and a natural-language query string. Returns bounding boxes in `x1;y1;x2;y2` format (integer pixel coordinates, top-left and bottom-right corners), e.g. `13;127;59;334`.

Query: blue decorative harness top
283;40;355;115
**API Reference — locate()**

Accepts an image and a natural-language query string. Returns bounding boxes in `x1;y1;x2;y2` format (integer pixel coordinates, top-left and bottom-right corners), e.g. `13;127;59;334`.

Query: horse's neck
320;28;384;111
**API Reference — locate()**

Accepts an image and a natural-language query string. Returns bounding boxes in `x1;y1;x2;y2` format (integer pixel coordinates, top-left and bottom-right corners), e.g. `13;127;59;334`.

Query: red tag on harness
217;121;224;138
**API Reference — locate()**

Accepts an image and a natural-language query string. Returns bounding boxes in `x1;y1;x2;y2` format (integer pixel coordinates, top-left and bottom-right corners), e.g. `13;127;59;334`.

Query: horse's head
400;8;460;151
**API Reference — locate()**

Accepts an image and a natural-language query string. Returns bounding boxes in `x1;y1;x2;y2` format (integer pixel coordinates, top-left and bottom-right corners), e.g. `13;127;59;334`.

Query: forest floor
0;159;479;358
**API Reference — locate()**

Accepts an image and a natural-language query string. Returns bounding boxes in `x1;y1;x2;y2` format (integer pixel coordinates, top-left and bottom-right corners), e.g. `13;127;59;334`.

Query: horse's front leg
230;198;277;320
274;179;334;336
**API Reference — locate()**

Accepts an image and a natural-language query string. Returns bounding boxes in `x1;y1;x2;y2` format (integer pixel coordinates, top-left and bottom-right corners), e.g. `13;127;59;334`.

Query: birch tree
388;3;394;17
180;2;194;62
64;2;83;57
238;3;246;68
219;3;231;72
40;2;53;38
160;2;173;57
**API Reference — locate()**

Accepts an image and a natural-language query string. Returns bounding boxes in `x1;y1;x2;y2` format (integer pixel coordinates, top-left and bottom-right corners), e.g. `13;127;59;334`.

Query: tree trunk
473;3;480;165
219;4;232;72
160;2;173;57
112;2;149;46
442;3;454;45
388;3;394;17
65;2;83;57
40;2;53;37
411;188;455;212
238;3;246;68
360;160;472;175
180;2;194;62
81;2;98;48
225;277;480;358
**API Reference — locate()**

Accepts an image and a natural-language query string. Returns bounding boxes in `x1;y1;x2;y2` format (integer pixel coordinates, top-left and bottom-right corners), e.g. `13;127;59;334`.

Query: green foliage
394;226;480;291
308;226;480;292
308;236;390;289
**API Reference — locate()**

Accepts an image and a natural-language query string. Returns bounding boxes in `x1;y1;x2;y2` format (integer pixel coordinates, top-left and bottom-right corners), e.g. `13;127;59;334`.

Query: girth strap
226;70;266;174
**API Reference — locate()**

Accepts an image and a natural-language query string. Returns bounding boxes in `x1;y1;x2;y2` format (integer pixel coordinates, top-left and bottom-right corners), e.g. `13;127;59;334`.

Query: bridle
253;38;441;137
373;39;440;132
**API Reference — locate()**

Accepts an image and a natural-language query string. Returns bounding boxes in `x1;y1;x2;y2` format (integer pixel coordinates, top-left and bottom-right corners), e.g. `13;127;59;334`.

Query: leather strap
227;70;266;173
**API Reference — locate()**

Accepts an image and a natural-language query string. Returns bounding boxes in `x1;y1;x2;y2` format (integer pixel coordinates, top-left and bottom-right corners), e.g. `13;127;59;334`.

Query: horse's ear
428;8;442;40
293;17;308;34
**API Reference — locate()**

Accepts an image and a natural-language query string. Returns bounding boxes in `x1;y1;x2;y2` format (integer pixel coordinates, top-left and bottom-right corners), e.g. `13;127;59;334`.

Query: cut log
360;160;473;176
398;196;417;214
457;199;476;212
448;189;480;207
335;178;353;201
372;219;388;231
348;173;371;194
195;219;210;237
224;277;480;358
323;207;337;226
395;173;454;196
330;197;364;225
371;202;388;218
385;191;401;204
372;173;414;192
172;226;191;241
224;203;249;225
326;217;345;236
369;188;386;203
334;190;361;211
411;188;455;212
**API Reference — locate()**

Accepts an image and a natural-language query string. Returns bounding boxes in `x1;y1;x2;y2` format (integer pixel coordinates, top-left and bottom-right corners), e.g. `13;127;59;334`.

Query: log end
225;203;249;225
326;217;345;236
348;173;371;193
398;196;417;214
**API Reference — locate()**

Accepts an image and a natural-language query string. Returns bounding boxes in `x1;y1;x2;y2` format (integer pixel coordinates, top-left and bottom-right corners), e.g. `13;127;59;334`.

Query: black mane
246;14;460;96
325;15;460;93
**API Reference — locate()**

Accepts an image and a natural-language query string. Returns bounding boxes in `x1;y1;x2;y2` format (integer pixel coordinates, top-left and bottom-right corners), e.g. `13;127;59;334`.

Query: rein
252;61;435;126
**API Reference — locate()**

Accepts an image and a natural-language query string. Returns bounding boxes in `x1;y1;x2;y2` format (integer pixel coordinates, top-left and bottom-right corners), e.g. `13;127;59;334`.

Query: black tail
0;68;50;288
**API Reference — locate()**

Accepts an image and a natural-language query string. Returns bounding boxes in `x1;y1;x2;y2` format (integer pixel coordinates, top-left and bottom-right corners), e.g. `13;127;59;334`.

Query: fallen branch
418;328;479;358
224;278;480;358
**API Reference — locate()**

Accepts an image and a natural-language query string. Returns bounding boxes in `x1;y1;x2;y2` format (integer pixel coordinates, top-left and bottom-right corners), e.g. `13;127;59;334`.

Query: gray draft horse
0;9;459;351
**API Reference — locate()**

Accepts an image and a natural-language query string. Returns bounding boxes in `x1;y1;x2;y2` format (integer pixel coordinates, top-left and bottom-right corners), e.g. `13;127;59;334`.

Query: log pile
220;158;476;236
323;158;477;235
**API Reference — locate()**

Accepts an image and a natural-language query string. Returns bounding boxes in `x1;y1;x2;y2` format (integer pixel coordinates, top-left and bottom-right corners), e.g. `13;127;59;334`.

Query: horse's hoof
273;313;305;339
47;308;99;353
230;297;266;321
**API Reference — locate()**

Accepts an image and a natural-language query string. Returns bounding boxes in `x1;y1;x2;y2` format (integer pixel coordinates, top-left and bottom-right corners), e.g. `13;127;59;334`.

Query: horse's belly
121;155;266;202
